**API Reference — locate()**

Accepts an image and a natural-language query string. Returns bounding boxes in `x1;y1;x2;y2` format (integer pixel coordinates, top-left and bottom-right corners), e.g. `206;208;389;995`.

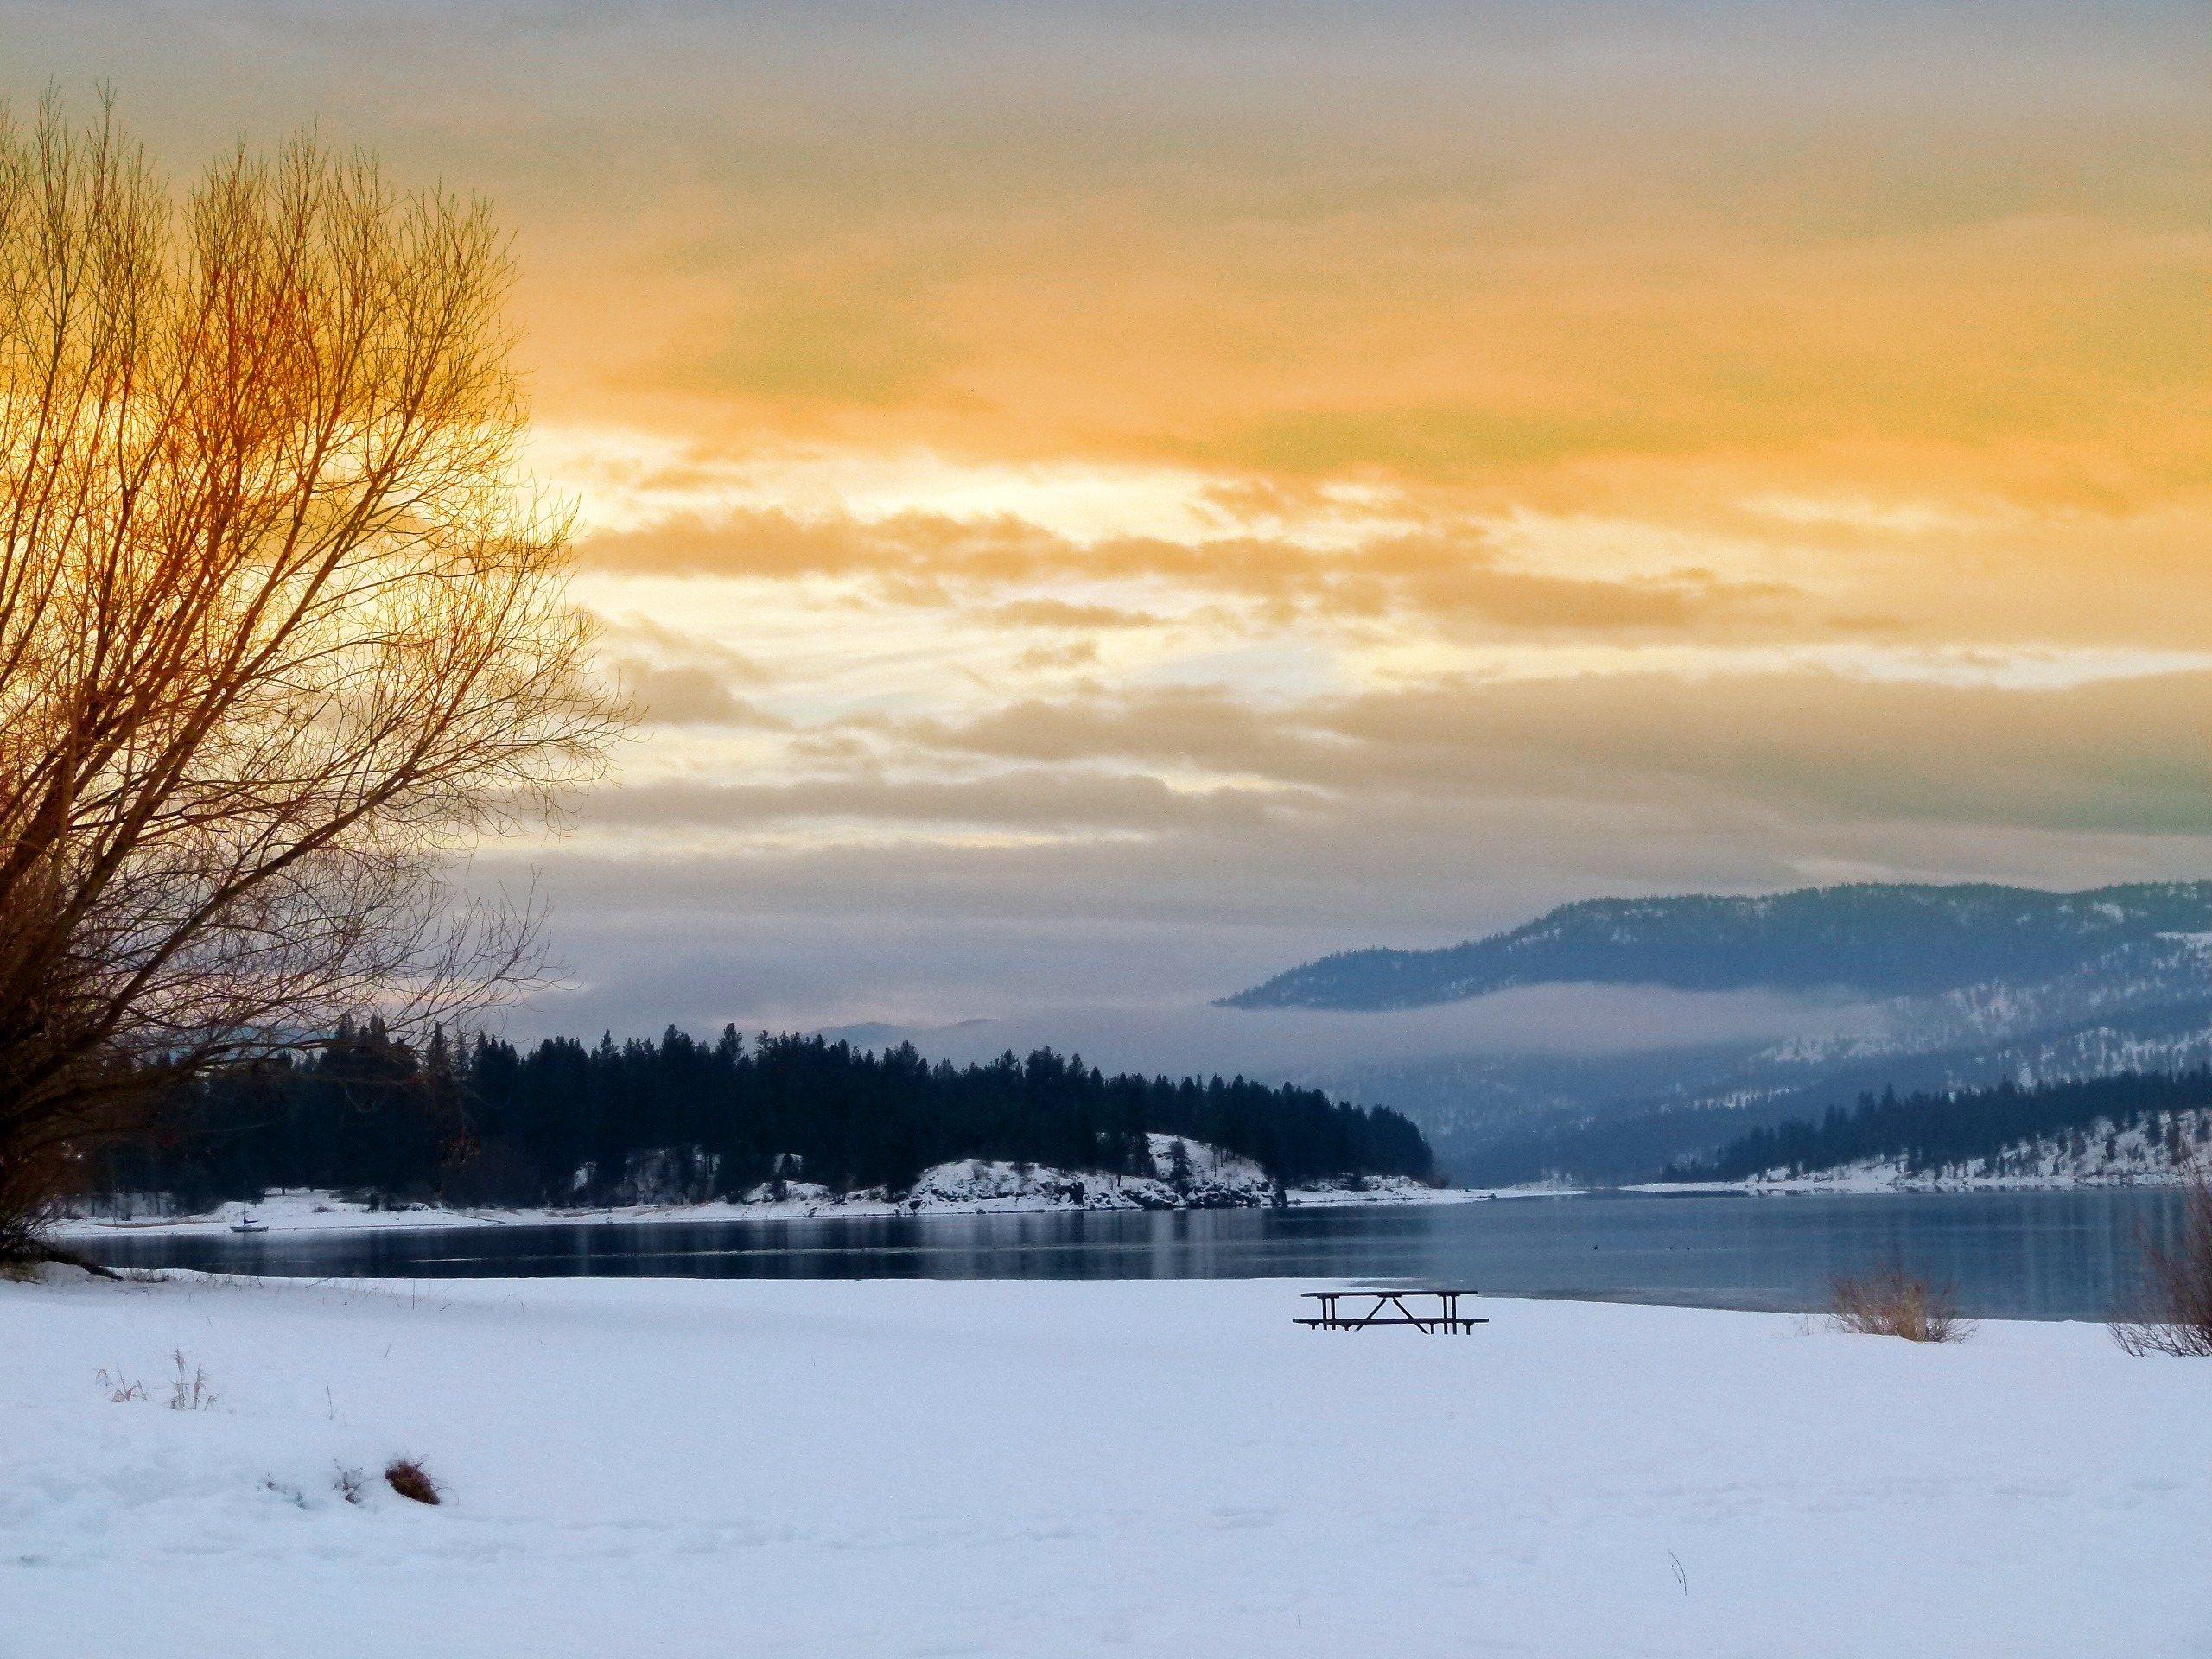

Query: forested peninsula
86;1024;1434;1211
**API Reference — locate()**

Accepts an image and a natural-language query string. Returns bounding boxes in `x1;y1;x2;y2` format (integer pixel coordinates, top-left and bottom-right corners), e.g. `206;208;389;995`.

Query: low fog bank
482;885;1895;1103
809;983;1885;1087
497;889;1884;1084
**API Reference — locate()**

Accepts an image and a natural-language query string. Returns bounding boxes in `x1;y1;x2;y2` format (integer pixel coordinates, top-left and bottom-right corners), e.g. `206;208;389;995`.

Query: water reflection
79;1189;2186;1321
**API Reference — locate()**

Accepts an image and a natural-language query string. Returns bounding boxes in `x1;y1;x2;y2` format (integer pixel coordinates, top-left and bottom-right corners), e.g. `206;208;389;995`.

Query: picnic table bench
1295;1288;1487;1333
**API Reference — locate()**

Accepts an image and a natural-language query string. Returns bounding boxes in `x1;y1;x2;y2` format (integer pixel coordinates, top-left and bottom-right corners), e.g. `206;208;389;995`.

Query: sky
6;1;2211;1055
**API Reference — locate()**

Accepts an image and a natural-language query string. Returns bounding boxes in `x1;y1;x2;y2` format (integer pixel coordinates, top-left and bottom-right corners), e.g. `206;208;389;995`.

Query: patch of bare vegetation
94;1363;148;1402
2112;1174;2212;1357
167;1351;215;1410
92;1349;215;1405
385;1457;441;1505
1827;1265;1971;1342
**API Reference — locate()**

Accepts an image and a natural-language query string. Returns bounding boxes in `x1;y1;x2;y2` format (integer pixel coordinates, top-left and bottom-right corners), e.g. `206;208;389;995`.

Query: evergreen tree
89;1027;1435;1206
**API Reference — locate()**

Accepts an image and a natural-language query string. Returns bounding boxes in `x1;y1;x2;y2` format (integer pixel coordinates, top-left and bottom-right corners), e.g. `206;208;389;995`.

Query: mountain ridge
1224;880;2212;1011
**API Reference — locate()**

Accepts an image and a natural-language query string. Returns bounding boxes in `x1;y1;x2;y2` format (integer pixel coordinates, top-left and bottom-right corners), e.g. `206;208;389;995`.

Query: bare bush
0;96;623;1256
94;1362;147;1402
1828;1265;1971;1342
166;1349;214;1409
2112;1174;2212;1357
384;1456;440;1505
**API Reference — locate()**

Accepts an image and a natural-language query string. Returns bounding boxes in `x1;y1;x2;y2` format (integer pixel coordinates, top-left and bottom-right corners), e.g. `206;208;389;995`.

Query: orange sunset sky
9;0;2211;1045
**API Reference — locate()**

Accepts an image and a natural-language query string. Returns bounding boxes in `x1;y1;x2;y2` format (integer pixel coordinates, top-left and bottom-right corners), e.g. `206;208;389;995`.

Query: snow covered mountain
1230;882;2212;1184
1226;881;2212;1010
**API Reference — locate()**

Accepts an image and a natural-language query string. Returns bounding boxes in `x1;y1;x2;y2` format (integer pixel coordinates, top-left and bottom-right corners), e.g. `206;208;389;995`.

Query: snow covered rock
900;1137;1281;1211
738;1179;835;1205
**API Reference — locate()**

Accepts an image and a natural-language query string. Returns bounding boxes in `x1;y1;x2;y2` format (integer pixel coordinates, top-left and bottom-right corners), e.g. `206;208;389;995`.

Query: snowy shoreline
1638;1168;2209;1197
55;1169;2189;1241
52;1175;1538;1241
4;1268;2202;1657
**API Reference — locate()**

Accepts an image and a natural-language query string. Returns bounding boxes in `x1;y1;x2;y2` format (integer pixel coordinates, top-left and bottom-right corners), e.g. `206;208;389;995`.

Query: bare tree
0;98;622;1255
2112;1173;2212;1357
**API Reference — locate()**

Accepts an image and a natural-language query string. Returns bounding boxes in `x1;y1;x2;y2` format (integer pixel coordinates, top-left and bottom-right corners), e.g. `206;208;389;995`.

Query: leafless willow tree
0;99;622;1255
2112;1172;2212;1357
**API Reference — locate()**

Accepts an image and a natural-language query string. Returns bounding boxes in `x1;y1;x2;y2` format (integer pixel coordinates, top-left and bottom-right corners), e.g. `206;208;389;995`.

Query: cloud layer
10;1;2212;1040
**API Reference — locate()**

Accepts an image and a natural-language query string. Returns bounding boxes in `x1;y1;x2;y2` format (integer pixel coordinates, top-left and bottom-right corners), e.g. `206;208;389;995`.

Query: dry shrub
94;1363;148;1402
1828;1265;1971;1342
166;1350;215;1410
385;1457;441;1505
2112;1174;2212;1357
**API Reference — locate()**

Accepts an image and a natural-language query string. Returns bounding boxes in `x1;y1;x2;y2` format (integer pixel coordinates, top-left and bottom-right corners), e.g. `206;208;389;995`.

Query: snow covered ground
3;1270;2202;1658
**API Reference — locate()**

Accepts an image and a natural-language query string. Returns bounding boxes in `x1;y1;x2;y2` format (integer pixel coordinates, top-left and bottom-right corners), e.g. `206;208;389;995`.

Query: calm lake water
78;1188;2189;1321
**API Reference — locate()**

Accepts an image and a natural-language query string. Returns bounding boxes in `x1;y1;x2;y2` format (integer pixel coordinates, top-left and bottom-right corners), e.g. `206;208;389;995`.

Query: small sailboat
230;1211;269;1235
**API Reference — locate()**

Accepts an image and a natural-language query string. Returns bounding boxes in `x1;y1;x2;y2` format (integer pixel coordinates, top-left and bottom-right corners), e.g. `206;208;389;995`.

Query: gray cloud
900;669;2212;836
485;663;2212;1044
585;770;1314;832
480;800;2212;1049
618;663;791;728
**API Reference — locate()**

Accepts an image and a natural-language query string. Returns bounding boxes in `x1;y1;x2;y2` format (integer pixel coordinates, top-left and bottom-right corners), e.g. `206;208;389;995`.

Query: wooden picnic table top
1300;1287;1481;1298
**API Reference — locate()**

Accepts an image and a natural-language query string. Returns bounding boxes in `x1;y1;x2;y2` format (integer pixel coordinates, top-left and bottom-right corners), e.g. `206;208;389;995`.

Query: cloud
483;804;2212;1040
586;770;1312;834
514;661;2212;1047
35;0;2212;1052
30;0;2212;510
576;508;1804;638
616;663;790;728
895;668;2212;837
987;598;1164;630
597;615;772;683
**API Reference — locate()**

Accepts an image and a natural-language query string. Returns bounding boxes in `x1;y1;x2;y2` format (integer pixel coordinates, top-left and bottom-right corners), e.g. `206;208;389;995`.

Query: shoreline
1633;1172;2205;1197
53;1173;2191;1239
50;1179;1562;1240
53;1174;2191;1240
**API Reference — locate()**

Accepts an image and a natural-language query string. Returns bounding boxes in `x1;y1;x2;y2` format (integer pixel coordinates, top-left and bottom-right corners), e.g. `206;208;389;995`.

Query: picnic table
1295;1288;1487;1333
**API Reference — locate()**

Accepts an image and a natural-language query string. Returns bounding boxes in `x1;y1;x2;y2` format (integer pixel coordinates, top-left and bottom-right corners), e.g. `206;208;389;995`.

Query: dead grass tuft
2112;1173;2212;1357
385;1456;441;1505
94;1363;148;1402
1828;1265;1971;1342
167;1350;216;1410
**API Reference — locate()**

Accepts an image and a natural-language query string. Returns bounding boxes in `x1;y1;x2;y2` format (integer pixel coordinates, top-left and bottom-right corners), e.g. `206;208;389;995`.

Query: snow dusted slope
3;1272;2204;1659
1726;1108;2212;1192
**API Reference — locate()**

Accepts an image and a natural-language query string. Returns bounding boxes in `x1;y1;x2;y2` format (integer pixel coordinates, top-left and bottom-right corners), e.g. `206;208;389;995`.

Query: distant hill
1663;1071;2212;1185
1223;882;2212;1011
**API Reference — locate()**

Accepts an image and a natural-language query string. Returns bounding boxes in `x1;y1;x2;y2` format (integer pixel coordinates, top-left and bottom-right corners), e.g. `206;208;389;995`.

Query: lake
75;1187;2190;1321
